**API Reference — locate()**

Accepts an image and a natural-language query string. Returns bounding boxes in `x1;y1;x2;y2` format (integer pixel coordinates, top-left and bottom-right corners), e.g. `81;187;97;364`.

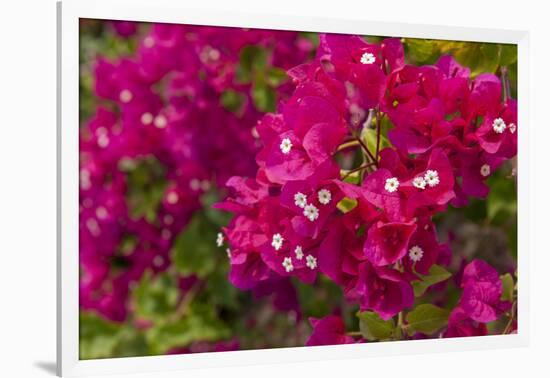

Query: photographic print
78;18;518;359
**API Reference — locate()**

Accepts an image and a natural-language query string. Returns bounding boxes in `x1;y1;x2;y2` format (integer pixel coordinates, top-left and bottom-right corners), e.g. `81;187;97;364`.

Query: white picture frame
57;0;530;376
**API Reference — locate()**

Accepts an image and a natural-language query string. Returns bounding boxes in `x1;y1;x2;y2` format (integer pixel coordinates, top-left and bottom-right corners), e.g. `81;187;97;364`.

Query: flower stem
342;162;377;179
337;140;360;152
500;66;511;102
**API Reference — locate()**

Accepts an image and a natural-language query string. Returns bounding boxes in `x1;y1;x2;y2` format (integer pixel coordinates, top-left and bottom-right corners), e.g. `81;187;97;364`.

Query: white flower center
141;112;154;125
384;177;400;193
509;123;517;134
294;192;307;208
280;138;293;154
303;204;320;222
97;134;110;148
317;189;332;205
119;89;133;103
216;232;224;247
360;52;376;65
95;206;108;220
154;115;168;129
412;176;427;190
294;245;304;260
408;245;424;262
306;255;317;270
492;117;506;134
272;233;284;250
166;192;179;204
282;257;294;272
424;170;440;187
480;164;491;177
143;36;155;48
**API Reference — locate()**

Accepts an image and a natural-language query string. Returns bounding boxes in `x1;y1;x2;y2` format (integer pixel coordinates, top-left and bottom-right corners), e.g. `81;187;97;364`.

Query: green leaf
133;271;180;321
171;214;218;277
337;197;358;213
235;45;267;84
499;44;518;66
500;273;515;302
487;175;517;223
406;304;450;336
251;82;276;112
122;156;167;223
79;312;122;359
357;311;395;341
265;67;288;87
411;265;452;297
220;89;246;114
146;303;230;354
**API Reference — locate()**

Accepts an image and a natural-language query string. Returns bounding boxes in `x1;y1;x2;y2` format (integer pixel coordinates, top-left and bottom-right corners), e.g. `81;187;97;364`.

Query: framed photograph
57;0;529;376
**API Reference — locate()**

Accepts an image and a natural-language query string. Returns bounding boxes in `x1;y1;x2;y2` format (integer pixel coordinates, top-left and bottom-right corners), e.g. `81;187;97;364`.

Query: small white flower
360;52;376;65
282;257;294;272
492;117;506;134
280;138;293;154
317;189;332;205
119;89;133;103
97;134;110;148
166;192;179;204
509;123;517;134
384;177;400;193
226;248;232;258
216;232;224;247
154;115;168;129
294;192;307;208
95;206;108;220
143;36;155;48
294;245;304;260
412;176;427;190
141;112;154;125
272;233;284;251
303;204;320;222
306;255;317;270
424;170;440;187
408;245;424;262
480;164;491;177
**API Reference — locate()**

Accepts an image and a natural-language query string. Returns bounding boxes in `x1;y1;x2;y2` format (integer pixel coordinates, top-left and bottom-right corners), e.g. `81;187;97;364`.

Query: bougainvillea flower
459;259;512;323
444;307;488;338
475;99;518;158
347;262;414;320
306;315;355;346
363;220;416;266
402;219;440;275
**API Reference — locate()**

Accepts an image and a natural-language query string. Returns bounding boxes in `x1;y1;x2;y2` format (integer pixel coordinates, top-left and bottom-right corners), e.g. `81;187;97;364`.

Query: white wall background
0;0;547;377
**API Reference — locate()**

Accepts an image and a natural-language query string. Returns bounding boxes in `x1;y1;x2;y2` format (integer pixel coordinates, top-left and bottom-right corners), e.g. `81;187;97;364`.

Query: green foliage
405;304;450;336
500;273;515;302
412;265;452;297
357;311;395;341
120;156;167;223
172;214;218;278
337;197;358;213
404;39;517;77
79;312;123;359
133;271;180;321
234;44;287;113
146;302;230;355
220;89;247;114
487;174;517;223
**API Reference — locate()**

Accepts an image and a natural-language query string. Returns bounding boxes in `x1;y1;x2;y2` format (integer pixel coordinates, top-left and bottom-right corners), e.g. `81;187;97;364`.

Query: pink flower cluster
79;23;311;321
219;34;517;335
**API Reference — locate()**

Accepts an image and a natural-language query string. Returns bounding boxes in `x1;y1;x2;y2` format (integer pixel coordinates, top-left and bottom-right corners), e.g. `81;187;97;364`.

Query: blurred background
78;19;517;359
